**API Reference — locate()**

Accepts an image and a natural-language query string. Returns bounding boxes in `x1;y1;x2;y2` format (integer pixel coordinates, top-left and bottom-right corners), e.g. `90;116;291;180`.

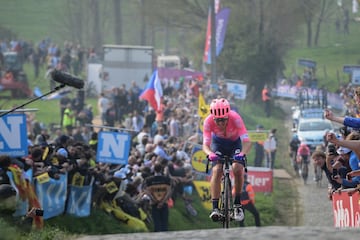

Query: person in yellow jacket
239;174;261;227
62;103;76;135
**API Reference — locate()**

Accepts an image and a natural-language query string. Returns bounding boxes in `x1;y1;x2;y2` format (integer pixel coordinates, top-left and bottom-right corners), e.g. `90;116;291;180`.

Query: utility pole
210;0;216;84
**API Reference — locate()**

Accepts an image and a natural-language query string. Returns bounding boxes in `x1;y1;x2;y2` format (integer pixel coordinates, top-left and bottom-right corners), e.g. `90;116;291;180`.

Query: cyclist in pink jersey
202;98;252;222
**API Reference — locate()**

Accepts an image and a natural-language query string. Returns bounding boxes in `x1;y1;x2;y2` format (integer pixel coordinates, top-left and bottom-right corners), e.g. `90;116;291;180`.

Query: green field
284;18;360;91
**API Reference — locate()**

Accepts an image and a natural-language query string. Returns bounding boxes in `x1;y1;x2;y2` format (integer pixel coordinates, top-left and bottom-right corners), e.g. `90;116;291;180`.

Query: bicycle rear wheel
302;162;309;184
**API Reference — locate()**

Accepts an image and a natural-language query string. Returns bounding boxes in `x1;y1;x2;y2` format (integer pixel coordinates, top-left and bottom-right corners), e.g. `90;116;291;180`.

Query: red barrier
246;167;273;193
332;189;360;227
229;166;273;193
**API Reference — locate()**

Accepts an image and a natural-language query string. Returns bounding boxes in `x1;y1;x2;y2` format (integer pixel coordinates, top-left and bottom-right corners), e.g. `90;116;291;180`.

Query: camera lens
332;169;338;177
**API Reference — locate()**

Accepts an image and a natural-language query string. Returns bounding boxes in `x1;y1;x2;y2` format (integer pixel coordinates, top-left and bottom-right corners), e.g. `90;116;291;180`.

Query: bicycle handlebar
205;155;247;174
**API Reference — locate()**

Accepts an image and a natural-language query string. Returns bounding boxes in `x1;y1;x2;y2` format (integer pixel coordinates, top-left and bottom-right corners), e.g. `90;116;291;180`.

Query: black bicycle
206;154;247;228
297;155;309;184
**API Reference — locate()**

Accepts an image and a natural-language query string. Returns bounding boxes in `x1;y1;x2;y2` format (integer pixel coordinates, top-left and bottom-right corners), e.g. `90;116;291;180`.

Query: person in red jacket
261;85;271;117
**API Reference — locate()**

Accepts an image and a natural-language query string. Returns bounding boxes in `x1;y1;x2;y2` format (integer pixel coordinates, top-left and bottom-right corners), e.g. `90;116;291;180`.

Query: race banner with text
332;189;360;227
204;7;231;63
245;167;273;193
230;166;273;193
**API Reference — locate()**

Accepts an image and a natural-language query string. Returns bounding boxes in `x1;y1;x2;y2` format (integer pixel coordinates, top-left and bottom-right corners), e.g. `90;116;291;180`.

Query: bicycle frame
219;155;233;228
206;155;247;228
298;155;309;184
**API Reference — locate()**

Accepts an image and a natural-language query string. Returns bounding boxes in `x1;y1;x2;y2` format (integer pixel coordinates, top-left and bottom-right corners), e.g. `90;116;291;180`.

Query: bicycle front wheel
223;175;231;228
302;162;309;184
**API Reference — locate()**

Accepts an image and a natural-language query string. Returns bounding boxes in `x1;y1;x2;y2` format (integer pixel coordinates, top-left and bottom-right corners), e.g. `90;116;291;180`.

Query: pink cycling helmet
210;98;230;118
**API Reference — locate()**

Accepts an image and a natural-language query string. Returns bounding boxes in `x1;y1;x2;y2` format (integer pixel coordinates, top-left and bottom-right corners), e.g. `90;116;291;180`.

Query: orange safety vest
241;183;255;205
262;88;270;101
232;181;256;205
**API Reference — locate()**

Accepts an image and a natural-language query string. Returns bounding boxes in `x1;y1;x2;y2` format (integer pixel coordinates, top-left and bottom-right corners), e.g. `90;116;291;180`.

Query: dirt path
276;99;333;226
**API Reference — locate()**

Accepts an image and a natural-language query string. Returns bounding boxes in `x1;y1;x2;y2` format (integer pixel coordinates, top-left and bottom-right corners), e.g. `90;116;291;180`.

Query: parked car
291;106;324;129
296;118;334;151
300;108;324;119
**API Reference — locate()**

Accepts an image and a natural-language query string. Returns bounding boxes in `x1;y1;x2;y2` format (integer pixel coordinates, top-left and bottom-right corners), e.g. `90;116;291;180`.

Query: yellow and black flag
198;93;210;132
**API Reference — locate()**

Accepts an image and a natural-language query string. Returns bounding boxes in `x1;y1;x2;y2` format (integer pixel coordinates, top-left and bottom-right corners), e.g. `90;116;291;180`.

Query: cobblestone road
76;226;360;240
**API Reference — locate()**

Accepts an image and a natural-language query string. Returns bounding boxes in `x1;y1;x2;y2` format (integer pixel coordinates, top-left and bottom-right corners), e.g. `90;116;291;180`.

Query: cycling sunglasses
214;117;228;123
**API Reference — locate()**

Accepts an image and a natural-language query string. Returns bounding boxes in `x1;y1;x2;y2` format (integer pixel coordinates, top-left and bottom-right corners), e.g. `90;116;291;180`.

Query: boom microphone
51;69;84;89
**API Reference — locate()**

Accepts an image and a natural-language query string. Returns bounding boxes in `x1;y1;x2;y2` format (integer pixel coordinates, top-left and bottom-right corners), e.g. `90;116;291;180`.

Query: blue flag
66;178;94;217
35;173;67;220
206;8;231;64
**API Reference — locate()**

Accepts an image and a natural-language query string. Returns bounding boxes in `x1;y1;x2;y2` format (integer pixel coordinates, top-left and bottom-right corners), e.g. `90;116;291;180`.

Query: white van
157;55;181;69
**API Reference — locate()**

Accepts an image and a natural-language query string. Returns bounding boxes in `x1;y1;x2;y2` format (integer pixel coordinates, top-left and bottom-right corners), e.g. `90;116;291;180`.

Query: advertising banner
332;190;360;227
242;167;273;193
0;113;28;157
97;131;131;165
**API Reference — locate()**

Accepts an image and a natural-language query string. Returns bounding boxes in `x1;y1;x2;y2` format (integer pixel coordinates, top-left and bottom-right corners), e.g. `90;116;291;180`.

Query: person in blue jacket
324;108;360;130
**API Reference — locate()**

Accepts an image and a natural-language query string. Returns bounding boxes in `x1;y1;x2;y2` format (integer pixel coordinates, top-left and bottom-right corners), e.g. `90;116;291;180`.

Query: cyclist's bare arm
327;135;360;159
203;143;213;156
241;141;252;155
324;109;344;124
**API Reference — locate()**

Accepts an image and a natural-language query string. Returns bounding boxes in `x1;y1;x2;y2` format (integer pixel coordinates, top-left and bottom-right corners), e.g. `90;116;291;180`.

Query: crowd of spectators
0;37;237;231
307;84;360;200
0;37;92;80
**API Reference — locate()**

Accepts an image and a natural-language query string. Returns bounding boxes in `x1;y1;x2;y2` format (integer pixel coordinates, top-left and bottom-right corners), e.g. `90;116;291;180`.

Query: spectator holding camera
325;143;351;180
312;143;351;199
326;131;360;189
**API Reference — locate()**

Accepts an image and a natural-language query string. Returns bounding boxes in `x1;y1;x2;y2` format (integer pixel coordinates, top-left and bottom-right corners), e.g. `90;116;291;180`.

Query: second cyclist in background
202;98;252;222
289;133;301;177
297;143;311;184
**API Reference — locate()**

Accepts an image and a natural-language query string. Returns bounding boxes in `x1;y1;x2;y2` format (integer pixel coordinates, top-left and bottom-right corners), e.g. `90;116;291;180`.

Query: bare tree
139;0;146;45
218;0;304;98
89;0;102;51
299;0;331;48
113;0;123;45
313;0;337;46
